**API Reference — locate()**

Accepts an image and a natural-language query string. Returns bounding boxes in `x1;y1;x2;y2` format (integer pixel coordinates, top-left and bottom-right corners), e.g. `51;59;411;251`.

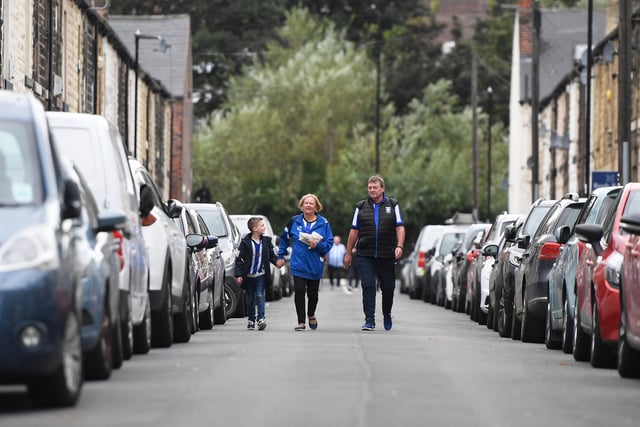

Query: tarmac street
2;279;640;427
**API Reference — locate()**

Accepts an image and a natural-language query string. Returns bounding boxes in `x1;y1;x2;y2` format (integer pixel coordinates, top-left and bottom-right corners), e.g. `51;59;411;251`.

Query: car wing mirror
166;198;183;219
621;213;640;235
62;178;82;219
139;184;154;218
186;233;206;250
517;235;530;249
574;224;604;256
554;225;572;245
206;235;219;248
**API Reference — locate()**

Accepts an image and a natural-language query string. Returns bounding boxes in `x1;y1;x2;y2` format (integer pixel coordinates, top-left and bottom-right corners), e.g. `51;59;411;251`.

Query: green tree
194;8;376;231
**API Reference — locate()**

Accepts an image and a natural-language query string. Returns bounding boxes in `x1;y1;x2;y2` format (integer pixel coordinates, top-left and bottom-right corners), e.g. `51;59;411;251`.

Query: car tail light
539;242;561;260
113;230;125;271
418;251;426;268
141;213;157;227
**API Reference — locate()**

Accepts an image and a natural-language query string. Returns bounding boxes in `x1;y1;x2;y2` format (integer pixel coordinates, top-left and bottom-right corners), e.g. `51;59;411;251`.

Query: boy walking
235;217;279;330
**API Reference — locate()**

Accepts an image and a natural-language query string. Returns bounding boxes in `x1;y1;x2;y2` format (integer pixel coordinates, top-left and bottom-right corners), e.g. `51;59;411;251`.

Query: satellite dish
602;41;616;64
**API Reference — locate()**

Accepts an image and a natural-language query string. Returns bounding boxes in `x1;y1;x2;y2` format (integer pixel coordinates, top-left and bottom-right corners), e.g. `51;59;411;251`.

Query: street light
372;3;381;173
487;86;493;221
134;29;168;159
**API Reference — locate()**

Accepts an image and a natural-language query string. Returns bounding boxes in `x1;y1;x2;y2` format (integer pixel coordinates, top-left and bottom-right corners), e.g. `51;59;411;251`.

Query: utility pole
584;0;593;195
472;53;479;222
374;5;382;174
487;86;493;221
531;0;540;201
619;0;631;184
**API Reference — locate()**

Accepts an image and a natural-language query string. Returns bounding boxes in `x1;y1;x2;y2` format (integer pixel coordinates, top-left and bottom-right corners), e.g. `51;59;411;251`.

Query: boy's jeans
245;275;266;321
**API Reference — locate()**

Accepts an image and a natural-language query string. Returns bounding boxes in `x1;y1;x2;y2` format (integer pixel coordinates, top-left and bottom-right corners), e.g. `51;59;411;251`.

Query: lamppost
487;86;493;221
134;30;168;159
372;3;382;173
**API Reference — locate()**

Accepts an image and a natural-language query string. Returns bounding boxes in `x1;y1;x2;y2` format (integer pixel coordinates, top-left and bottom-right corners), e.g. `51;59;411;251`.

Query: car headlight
605;251;623;289
0;224;59;272
221;251;234;269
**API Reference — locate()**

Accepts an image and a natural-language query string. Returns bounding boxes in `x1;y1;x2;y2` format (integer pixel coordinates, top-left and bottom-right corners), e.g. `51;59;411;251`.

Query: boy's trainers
257;318;267;331
384;316;393;331
361;321;375;331
247;320;255;330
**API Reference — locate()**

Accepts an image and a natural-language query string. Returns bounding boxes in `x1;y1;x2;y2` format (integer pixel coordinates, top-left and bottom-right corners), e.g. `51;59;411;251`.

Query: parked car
407;225;445;300
451;223;490;313
0;91;84;406
398;253;415;294
129;158;196;346
47;112;150;357
618;212;640;377
425;225;470;306
229;214;283;301
485;222;521;331
175;205;227;329
67;161;128;380
468;213;520;324
186;202;246;318
514;193;585;343
574;183;640;367
476;215;519;325
487;218;521;333
547;186;621;352
502;199;555;340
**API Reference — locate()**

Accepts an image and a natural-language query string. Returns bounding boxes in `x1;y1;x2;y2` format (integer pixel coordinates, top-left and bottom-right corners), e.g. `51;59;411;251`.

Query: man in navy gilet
344;175;405;331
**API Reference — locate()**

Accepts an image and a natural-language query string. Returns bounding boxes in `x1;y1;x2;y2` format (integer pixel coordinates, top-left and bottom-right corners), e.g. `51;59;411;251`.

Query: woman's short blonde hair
298;193;323;212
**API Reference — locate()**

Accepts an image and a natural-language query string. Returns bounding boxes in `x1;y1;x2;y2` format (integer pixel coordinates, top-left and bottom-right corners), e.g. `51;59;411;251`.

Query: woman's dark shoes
308;317;318;330
294;324;306;331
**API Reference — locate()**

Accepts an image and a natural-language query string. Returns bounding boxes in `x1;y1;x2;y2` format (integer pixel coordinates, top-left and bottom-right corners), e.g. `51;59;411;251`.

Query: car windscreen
0;121;42;205
198;209;228;238
524;205;552;236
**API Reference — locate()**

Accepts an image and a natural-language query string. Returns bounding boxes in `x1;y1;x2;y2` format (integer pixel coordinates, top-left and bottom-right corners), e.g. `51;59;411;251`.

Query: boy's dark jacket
234;234;278;289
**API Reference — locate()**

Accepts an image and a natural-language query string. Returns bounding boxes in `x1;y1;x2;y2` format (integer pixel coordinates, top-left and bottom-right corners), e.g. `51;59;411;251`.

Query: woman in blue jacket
277;194;334;331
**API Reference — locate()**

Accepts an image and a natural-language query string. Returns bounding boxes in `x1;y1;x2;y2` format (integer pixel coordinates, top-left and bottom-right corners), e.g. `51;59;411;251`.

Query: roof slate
109;15;191;98
538;8;606;100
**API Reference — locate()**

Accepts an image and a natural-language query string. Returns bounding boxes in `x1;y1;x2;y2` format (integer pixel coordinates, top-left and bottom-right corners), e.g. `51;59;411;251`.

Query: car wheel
224;281;239;319
27;310;83;407
214;284;227;325
561;296;574;354
200;288;215;329
590;303;615;368
173;272;193;343
511;300;521;340
545;301;561;350
618;300;640;377
83;297;113;380
191;286;199;333
151;265;174;348
497;292;512;338
133;302;152;354
111;316;124;369
521;289;544;343
234;286;247;318
120;296;133;361
573;296;590;361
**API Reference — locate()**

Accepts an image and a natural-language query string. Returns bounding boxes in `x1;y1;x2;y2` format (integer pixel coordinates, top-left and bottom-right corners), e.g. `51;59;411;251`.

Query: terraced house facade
0;0;193;201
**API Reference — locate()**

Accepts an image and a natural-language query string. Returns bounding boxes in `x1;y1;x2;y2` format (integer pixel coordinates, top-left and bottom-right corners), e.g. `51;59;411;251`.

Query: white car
129;158;192;347
47;112;151;357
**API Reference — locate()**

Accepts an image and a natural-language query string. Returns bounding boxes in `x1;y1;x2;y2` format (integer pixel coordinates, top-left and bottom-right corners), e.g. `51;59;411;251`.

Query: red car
573;183;640;368
618;212;640;378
